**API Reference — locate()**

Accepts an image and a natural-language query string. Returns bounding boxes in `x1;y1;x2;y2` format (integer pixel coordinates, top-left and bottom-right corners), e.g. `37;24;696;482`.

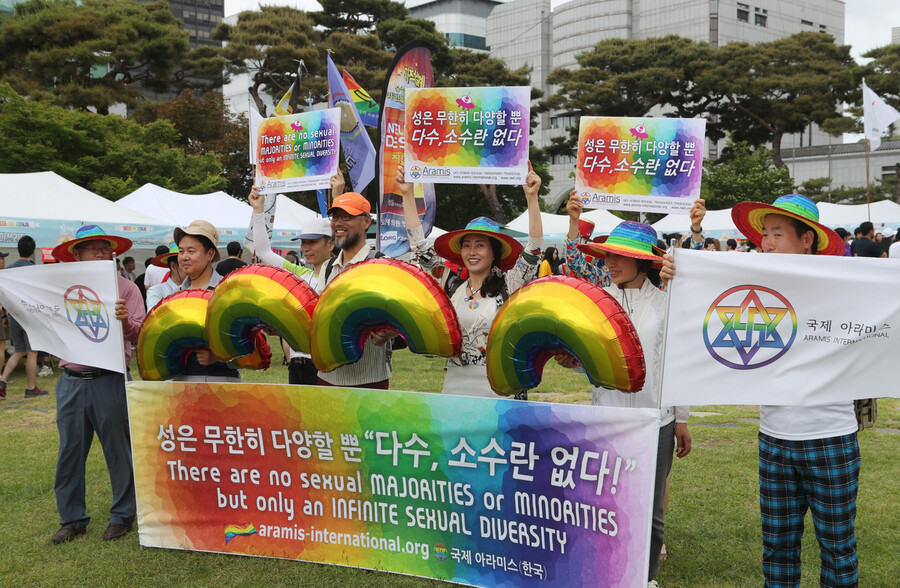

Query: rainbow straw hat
434;217;524;271
52;225;132;263
731;194;844;256
577;221;665;268
150;242;179;268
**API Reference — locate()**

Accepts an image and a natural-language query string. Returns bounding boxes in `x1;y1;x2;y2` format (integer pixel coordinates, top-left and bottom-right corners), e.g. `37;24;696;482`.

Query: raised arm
248;185;288;268
523;161;543;244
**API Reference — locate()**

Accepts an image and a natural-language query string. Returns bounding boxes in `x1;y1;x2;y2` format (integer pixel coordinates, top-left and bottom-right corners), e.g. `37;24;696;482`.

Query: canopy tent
817;201;900;231
581;208;629;237
652;208;740;240
0;171;171;250
118;184;306;248
506;211;572;243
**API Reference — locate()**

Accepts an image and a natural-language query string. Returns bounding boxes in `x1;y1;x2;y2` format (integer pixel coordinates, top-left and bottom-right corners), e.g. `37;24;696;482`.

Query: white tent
653;208;740;239
506;211;572;241
0;171;171;251
817;201;900;231
118;184;306;248
581;208;628;236
275;195;320;227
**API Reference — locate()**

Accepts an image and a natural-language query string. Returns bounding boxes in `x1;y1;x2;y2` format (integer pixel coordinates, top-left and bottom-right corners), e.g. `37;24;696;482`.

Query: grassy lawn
1;345;898;587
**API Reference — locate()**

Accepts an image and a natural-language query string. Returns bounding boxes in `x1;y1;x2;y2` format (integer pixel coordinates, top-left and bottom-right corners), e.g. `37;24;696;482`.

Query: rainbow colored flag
273;80;298;116
224;523;257;544
342;70;379;127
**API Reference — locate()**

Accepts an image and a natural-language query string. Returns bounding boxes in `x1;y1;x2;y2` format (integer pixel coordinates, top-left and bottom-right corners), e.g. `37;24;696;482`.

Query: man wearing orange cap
49;225;145;544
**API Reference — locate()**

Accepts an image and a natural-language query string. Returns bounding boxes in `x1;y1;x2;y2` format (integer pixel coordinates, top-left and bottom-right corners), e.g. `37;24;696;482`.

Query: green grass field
1;347;898;587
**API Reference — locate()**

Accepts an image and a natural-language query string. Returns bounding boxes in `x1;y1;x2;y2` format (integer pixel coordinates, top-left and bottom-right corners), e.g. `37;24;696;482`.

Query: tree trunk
479;184;506;224
771;129;785;169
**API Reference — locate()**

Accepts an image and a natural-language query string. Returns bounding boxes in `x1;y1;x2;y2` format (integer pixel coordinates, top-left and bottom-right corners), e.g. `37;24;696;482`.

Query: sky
225;0;900;61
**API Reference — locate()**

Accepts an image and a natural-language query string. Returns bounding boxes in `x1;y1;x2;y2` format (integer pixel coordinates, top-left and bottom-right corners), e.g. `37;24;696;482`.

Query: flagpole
111;254;128;384
865;138;871;222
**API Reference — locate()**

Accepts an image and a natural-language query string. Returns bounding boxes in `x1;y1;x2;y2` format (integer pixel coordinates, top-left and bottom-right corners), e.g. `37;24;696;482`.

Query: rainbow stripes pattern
224;523;258;544
487;276;646;395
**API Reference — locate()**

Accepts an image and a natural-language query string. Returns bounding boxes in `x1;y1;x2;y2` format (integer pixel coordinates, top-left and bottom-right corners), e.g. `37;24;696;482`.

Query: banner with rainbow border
404;87;531;185
255;108;340;195
127;382;660;587
575;117;706;215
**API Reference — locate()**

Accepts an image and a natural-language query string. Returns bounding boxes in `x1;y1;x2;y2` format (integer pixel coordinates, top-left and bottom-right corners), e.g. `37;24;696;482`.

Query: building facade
408;0;503;51
486;0;847;206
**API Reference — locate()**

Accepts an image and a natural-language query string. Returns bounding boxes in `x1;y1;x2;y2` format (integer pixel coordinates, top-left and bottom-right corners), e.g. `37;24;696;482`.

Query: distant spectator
144;244;171;288
880;227;894;255
834;228;853;257
133;257;152;303
853;221;886;258
889;230;900;259
215;241;247;276
121;256;137;281
285;251;301;266
850;226;863;256
0;251;7;380
726;238;737;251
0;236;45;398
703;237;721;251
538;247;562;277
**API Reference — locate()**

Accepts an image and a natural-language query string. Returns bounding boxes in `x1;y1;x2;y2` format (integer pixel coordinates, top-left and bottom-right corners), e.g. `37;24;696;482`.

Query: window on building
709;0;718;17
551;154;576;165
819;24;827;31
755;14;766;27
802;19;813;26
737;9;749;23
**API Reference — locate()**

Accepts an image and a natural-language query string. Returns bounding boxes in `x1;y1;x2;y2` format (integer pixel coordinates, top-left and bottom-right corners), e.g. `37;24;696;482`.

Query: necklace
465;281;482;309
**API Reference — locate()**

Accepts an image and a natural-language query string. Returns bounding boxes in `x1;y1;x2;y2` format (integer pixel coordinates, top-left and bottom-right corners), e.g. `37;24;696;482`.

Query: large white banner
661;249;900;406
0;260;125;373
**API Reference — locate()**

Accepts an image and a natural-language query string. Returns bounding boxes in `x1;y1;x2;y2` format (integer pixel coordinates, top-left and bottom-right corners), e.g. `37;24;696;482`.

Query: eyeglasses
328;212;366;222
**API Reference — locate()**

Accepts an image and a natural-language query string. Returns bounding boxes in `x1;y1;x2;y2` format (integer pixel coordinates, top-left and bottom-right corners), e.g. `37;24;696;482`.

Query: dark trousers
54;372;136;528
316;377;389;390
288;357;318;385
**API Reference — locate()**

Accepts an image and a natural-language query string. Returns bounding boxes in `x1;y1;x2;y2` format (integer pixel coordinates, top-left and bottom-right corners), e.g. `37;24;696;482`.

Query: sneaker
37;365;52;377
0;380;6;399
24;387;48;398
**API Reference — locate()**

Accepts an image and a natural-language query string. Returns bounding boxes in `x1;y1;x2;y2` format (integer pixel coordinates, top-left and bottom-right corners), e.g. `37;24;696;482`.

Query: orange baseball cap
327;192;371;216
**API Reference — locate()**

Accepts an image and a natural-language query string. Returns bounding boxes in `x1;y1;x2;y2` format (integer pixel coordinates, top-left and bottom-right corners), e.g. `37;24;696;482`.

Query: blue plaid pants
759;432;860;588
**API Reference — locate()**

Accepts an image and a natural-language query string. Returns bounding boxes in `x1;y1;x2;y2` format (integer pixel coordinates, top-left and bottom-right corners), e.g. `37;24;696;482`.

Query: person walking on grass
0;235;45;399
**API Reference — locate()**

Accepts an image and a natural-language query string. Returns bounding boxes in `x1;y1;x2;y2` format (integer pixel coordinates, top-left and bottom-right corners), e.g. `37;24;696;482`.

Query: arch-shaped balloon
137;290;271;381
310;258;461;372
206;264;318;361
486;276;645;396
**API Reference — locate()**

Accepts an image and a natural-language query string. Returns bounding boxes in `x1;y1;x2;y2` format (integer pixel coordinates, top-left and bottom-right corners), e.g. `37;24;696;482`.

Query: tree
544;36;718;157
214;6;324;116
700;33;857;169
0;83;225;198
701;142;793;210
312;0;407;35
860;44;900;107
0;0;218;114
135;91;252;198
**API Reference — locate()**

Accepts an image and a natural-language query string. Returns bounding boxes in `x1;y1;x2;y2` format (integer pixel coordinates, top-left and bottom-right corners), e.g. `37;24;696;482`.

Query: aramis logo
410;166;422;179
580;192;592;205
64;285;110;343
433;542;449;561
703;285;797;370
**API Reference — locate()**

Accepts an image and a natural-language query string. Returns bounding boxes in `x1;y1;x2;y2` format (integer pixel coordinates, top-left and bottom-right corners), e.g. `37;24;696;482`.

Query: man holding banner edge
730;195;860;587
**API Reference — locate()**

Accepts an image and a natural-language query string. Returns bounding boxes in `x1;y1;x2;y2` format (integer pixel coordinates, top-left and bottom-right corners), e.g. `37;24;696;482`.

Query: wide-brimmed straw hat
51;225;132;263
434;217;523;271
150;242;179;268
731;194;843;256
174;220;221;262
577;221;665;268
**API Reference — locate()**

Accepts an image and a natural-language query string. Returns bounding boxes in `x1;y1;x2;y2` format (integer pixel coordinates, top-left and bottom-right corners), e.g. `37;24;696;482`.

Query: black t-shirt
215;257;247;276
854;237;884;258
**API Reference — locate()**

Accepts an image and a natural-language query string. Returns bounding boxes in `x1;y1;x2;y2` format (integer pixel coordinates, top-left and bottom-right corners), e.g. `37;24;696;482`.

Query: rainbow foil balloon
206;265;318;361
137;290;271;381
310;258;461;372
486;276;645;395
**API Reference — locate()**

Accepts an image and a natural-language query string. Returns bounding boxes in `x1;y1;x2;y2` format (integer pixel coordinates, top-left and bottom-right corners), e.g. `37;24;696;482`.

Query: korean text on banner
575;117;705;215
255;108;341;195
404;87;531;185
378;41;436;258
127;382;660;587
0;260;125;373
661;249;900;407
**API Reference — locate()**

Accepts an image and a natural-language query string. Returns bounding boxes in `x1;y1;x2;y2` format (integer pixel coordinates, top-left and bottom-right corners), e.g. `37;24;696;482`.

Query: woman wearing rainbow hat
559;192;687;587
396;164;543;398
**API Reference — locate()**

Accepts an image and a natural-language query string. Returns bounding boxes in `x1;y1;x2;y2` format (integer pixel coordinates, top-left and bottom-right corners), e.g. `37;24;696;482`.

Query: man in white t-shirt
731;194;860;587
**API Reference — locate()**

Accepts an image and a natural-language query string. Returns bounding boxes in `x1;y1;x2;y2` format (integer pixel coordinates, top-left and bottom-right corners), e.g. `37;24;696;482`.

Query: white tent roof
653;208;739;238
0;172;171;249
507;211;571;238
581;208;628;236
118;184;279;230
275;195;321;228
1;172;167;225
817;201;900;229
